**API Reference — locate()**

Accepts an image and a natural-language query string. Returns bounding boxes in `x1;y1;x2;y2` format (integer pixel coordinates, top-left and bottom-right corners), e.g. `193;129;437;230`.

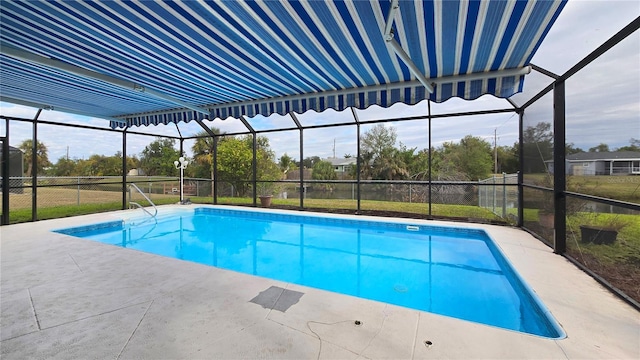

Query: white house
551;151;640;176
325;157;356;178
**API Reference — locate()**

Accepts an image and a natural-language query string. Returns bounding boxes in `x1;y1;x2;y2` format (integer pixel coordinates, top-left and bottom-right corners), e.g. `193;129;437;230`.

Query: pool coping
51;205;565;339
2;204;638;359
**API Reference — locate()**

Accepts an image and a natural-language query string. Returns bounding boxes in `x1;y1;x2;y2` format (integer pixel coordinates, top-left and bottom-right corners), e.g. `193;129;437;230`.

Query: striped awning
0;0;566;129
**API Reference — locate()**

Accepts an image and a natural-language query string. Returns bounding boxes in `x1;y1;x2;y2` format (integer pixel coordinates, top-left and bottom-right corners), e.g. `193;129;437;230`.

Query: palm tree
358;150;374;180
18;139;51;176
191;127;222;195
374;150;410;180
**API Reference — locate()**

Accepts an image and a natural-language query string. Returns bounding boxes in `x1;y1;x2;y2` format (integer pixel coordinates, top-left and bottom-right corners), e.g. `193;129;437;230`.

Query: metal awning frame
383;0;435;94
108;65;530;129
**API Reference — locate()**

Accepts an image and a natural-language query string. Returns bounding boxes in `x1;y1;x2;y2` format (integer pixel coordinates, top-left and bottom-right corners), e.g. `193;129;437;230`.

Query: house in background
127;168;146;176
548;151;640;176
325;157;356;179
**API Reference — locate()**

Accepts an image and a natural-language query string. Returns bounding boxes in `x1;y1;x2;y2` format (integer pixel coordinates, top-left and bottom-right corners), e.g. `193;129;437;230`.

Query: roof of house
325;157;356;166
567;151;640;161
0;145;23;154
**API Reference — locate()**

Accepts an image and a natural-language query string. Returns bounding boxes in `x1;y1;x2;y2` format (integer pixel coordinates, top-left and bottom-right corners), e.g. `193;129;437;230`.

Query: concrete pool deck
1;205;638;359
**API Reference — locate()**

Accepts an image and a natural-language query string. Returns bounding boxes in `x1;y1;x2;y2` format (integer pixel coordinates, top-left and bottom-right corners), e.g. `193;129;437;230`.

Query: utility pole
333;138;336;158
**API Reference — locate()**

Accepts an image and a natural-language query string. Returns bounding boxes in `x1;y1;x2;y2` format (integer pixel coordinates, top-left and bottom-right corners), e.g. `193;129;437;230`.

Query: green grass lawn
566;212;640;265
525;174;640;202
7;195;505;224
213;197;505;222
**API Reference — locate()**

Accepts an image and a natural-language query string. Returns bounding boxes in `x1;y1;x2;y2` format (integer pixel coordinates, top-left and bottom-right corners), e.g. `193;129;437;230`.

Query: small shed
0;145;24;193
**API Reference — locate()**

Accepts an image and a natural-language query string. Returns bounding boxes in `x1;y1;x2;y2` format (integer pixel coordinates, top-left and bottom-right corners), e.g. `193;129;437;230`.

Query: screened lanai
1;0;639;308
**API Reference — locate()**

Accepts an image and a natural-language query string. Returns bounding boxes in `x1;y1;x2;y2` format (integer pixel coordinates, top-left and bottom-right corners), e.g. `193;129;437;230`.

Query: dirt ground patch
566;250;640;305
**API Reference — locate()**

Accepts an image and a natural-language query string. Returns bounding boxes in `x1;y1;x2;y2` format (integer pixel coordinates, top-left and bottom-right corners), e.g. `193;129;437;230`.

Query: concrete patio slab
1;205;638;359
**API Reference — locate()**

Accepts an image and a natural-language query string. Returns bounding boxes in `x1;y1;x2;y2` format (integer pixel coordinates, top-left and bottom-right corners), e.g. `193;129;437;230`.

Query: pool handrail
129;183;158;218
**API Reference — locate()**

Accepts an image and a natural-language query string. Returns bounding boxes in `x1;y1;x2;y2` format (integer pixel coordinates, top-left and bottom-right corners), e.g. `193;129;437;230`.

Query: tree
278;153;297;176
497;145;518;174
74;158;92;176
356;150;374;179
565;143;585;155
588;143;610;153
217;136;252;196
432;144;469;181
616;138;640;152
127;155;141;173
311;160;337;181
50;157;76;176
216;135;280;196
18;139;51;176
311;160;337;190
521;122;553;173
393;143;423;179
361;124;397;158
360;124;409;180
50;152;138;176
373;147;410;180
139;138;181;176
407;148;431;180
433;135;492;180
299;156;321;169
458;135;493;180
252;136;281;182
76;153;124;176
191;127;222;195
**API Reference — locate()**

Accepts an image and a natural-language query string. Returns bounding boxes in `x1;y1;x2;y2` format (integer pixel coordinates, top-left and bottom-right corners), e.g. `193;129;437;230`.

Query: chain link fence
3;176;520;224
1;176;216;222
478;173;519;222
211;179;516;222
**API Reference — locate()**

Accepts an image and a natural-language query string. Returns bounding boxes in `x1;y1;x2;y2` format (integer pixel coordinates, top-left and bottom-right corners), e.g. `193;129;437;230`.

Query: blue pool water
55;207;564;338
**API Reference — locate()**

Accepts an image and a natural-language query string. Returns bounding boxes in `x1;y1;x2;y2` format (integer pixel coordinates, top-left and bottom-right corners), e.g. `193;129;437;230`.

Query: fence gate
478;173;519;222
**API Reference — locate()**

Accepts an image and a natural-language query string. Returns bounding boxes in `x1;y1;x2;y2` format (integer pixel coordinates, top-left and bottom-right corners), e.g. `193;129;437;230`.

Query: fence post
77;176;80;205
492;175;496;213
483;180;486;208
502;173;507;218
479;180;483;209
409;184;412;203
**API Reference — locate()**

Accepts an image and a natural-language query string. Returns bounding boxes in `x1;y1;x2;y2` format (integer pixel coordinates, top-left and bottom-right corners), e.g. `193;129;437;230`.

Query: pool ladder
129;183;158;219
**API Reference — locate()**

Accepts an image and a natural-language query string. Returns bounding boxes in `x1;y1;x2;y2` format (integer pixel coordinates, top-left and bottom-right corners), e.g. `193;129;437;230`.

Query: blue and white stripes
0;0;566;129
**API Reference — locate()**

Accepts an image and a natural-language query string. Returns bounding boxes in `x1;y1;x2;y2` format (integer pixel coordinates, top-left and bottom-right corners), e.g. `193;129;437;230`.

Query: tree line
15;122;639;185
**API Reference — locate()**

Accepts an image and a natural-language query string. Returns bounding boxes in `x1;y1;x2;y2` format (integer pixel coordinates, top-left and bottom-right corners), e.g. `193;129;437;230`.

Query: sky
1;0;639;164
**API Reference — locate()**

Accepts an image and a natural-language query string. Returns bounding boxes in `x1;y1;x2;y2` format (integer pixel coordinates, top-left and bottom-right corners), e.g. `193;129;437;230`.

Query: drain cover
249;286;304;312
394;284;408;293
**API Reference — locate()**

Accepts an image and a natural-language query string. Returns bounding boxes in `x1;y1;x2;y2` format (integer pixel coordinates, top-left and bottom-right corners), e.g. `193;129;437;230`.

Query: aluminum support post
1;121;9;225
553;81;567;254
31;109;42;221
122;128;128;210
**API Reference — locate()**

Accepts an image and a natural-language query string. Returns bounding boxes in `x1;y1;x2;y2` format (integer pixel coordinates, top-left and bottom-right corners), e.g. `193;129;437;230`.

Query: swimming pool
54;207;564;338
